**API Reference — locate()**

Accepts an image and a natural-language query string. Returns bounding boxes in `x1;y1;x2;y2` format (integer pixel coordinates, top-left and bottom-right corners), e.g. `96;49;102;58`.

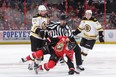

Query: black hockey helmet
60;14;68;20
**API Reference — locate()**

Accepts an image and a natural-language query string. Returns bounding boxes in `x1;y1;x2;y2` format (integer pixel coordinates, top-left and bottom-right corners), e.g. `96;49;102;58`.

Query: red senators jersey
54;36;74;61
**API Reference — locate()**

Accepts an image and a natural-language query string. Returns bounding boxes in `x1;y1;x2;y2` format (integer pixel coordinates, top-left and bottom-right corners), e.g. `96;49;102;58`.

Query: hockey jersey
30;14;48;39
77;17;103;40
54;36;74;61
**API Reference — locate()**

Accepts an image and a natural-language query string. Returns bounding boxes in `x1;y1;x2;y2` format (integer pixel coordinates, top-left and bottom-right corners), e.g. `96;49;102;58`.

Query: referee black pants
69;37;82;66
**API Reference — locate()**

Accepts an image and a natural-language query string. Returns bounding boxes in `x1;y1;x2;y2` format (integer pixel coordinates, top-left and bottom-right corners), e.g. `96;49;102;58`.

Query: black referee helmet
60;14;68;20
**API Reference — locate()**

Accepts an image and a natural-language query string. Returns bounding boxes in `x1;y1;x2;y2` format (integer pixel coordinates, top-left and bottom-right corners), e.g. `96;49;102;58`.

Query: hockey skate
76;65;85;71
34;62;39;74
28;64;33;70
21;58;27;62
68;68;80;75
34;62;43;74
21;58;34;70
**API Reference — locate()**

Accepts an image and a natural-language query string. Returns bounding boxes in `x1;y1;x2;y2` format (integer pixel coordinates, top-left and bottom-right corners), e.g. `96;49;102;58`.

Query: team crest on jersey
56;42;64;52
85;24;91;32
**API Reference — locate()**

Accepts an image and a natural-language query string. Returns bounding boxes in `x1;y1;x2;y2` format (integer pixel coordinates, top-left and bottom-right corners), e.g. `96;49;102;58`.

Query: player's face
39;10;47;16
85;13;92;19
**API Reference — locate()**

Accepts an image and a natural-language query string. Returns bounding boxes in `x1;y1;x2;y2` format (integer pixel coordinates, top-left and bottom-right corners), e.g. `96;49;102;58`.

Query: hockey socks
22;50;44;61
44;60;56;71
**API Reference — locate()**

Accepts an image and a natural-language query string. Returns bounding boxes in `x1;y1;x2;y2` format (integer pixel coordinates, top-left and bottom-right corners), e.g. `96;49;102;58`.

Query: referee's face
60;20;67;26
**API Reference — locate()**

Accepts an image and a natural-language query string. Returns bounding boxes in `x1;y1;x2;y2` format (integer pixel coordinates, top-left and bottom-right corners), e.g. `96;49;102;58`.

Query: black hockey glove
67;42;76;50
39;31;44;38
72;29;81;36
99;36;104;43
36;28;45;38
99;31;104;43
45;31;49;38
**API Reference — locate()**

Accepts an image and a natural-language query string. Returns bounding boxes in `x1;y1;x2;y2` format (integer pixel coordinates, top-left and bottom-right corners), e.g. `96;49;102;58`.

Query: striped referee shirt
47;21;73;38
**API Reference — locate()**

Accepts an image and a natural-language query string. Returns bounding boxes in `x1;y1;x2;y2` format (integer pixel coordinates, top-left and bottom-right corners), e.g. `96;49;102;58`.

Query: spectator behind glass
0;0;4;7
109;11;116;28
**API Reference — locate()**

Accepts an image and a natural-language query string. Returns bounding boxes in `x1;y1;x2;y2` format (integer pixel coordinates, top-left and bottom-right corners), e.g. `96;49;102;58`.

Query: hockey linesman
29;5;48;70
47;14;84;71
73;10;104;62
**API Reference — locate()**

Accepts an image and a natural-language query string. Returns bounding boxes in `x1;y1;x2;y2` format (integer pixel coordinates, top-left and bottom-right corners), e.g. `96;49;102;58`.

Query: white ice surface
0;44;116;77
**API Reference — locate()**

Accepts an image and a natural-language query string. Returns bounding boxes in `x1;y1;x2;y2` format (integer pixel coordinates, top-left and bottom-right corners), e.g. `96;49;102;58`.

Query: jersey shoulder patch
33;14;40;18
90;17;97;22
93;18;97;22
82;17;97;22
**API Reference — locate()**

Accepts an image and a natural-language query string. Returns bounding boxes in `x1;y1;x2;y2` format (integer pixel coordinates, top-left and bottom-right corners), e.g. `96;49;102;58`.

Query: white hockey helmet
38;5;47;11
85;10;92;14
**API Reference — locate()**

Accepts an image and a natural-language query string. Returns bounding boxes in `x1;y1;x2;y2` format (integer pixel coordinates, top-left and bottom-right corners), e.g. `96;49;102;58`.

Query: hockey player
73;10;104;62
47;14;84;71
21;36;79;75
29;5;48;71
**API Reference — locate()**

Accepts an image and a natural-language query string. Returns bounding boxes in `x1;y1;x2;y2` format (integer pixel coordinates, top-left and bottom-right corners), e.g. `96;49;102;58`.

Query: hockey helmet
85;10;92;14
38;5;47;11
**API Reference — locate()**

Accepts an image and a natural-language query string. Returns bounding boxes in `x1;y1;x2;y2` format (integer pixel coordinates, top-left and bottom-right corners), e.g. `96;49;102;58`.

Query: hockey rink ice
0;44;116;77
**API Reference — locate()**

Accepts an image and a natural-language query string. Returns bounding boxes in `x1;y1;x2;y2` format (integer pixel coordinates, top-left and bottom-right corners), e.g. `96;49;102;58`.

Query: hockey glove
99;31;104;43
45;32;49;38
72;29;81;35
99;36;104;43
67;42;76;50
39;31;44;38
35;28;44;38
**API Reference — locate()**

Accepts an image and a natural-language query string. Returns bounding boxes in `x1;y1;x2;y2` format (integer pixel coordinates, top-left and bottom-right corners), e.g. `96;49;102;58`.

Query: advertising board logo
108;32;113;38
3;30;30;40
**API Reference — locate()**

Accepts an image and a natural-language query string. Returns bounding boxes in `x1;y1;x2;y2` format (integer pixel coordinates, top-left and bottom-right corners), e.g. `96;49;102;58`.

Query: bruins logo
85;24;91;32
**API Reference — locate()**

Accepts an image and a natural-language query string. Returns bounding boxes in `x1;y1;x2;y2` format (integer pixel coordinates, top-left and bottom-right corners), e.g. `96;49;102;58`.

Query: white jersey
30;14;48;39
78;17;103;40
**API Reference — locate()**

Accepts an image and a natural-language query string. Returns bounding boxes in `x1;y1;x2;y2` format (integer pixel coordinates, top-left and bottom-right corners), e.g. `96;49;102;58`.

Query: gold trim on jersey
82;20;95;22
83;32;97;39
77;26;83;31
97;26;103;31
31;25;39;32
30;31;43;39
